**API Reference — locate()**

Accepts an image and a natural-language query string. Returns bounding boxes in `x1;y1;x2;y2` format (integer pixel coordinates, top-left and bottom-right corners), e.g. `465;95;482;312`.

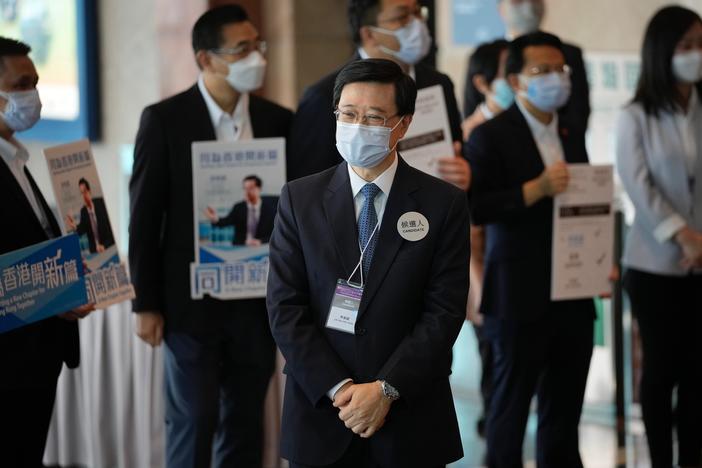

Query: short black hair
464;39;510;116
333;59;417;116
243;175;262;188
0;37;31;74
78;177;91;191
348;0;382;46
505;31;564;76
192;4;249;53
633;6;702;116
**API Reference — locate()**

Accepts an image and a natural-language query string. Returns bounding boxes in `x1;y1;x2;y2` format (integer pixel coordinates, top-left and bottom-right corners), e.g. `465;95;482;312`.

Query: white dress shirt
516;98;564;167
198;75;253;141
0;136;53;236
327;155;399;400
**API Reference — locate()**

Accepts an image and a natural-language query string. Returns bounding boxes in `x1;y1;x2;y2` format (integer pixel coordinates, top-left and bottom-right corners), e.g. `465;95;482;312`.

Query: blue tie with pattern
358;183;382;280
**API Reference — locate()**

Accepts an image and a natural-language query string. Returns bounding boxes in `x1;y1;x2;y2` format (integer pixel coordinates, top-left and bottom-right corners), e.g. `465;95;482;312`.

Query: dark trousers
624;269;702;468
484;301;594;468
474;324;494;430
289;436;446;468
163;305;276;468
0;385;58;467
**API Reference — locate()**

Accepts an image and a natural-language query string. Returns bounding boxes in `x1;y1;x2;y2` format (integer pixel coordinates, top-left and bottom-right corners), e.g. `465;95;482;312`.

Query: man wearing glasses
287;0;469;190
465;32;595;467
268;58;469;468
129;5;292;467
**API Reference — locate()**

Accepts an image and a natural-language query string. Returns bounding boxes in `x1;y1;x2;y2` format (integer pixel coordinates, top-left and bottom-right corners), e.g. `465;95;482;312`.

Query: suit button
357;328;367;336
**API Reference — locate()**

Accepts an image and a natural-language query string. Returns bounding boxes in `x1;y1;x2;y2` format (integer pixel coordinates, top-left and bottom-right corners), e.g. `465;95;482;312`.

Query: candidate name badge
397;211;429;241
326;279;363;334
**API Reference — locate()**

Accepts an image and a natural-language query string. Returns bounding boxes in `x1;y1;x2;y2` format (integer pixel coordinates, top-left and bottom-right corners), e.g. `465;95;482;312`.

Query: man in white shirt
465;32;597;467
0;36;92;467
129;5;292;467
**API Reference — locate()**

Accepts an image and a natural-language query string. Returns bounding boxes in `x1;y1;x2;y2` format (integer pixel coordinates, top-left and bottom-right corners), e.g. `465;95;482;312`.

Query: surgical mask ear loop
346;221;380;288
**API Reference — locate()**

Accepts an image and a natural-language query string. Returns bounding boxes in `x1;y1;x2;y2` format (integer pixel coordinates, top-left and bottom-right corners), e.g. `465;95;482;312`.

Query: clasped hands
332;380;392;439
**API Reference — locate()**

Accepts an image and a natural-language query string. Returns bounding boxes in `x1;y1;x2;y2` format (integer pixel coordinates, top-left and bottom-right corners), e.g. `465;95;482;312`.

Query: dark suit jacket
0;159;80;389
129;85;293;333
214;195;279;245
76;197;115;253
465;104;594;321
462;41;591;136
287;54;464;181
267;157;469;467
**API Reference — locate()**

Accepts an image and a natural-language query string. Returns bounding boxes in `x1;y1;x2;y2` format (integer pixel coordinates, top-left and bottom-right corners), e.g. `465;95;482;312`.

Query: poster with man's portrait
191;138;286;300
44;139;134;308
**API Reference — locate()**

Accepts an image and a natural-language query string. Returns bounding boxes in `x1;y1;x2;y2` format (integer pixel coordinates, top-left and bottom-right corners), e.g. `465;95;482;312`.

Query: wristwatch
380;380;400;401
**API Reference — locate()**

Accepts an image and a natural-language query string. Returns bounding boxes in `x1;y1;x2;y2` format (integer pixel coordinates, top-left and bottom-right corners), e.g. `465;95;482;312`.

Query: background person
616;6;702;467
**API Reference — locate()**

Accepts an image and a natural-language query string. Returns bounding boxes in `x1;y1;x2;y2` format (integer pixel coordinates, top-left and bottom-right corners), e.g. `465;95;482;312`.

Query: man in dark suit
129;5;292;467
204;175;278;246
287;0;470;191
65;177;115;254
465;32;595;467
491;0;591;134
268;59;469;468
0;36;92;467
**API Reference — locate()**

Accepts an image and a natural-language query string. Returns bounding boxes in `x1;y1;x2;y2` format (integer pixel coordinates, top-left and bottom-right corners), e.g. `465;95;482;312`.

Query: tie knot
361;183;381;201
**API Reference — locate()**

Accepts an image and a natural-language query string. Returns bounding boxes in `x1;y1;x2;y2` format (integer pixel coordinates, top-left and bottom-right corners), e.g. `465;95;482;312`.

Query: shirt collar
680;86;699;119
197;75;249;129
347;152;399;199
516;97;559;140
0;135;29;166
358;47;416;81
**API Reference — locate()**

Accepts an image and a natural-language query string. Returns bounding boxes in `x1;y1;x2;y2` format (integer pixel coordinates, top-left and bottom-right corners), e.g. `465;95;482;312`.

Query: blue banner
0;234;88;334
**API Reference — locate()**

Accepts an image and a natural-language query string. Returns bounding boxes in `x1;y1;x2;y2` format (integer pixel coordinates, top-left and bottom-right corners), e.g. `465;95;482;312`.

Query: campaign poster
191;138;286;300
43;139;135;308
0;234;88;334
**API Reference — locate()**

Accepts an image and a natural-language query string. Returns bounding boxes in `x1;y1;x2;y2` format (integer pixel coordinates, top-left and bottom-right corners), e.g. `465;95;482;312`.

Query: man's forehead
339;81;396;110
0;55;37;83
220;21;258;46
523;45;564;63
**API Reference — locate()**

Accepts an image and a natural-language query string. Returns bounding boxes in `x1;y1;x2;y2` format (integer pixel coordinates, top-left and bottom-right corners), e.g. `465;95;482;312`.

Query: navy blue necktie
358;183;382;279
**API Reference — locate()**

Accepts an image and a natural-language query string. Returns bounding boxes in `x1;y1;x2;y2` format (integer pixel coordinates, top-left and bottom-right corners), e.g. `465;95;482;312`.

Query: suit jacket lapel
0;158;52;239
25;168;61;237
359;157;419;316
323;163;361;279
506;105;545;175
187;85;217;142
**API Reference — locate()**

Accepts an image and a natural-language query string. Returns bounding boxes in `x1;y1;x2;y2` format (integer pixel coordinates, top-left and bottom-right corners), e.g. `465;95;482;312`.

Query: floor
447;322;653;468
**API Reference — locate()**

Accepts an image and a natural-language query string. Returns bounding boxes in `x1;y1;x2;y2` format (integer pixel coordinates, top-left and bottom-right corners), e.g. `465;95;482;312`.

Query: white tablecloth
43;301;286;468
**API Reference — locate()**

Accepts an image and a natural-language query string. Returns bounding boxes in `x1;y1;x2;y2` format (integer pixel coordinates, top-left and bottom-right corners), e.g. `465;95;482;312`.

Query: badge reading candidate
397;211;429;241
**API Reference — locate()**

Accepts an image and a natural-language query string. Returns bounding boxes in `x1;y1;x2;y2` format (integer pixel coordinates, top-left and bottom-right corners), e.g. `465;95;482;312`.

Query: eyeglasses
377;5;428;27
211;40;267;57
524;64;571;76
334;109;398;127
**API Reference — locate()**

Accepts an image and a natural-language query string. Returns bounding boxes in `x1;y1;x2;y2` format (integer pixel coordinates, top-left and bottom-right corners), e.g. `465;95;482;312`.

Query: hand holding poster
397;84;454;177
191;138;286;300
0;234;88;334
43;139;135;308
551;164;614;300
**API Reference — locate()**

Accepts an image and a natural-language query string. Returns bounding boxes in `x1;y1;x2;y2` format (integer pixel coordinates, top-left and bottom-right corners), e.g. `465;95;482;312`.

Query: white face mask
672;50;702;84
335;118;403;168
505;1;544;36
219;51;267;93
0;89;42;132
372;18;432;65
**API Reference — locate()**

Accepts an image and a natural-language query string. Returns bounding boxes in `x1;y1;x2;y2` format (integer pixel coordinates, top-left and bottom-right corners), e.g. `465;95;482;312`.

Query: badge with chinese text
397;212;429;242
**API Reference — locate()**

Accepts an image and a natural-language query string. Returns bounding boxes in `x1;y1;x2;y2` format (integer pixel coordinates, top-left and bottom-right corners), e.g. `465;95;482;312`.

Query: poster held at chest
44;139;135;308
191;138;286;300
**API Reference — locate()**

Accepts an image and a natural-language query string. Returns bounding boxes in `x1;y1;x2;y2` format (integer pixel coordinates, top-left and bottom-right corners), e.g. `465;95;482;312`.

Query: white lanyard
346;222;380;288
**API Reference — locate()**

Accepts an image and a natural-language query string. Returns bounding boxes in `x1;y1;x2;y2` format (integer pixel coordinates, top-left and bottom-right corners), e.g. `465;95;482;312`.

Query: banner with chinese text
0;235;88;334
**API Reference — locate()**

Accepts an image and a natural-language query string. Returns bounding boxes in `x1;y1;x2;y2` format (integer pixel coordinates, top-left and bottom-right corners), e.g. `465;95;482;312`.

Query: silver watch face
382;381;399;400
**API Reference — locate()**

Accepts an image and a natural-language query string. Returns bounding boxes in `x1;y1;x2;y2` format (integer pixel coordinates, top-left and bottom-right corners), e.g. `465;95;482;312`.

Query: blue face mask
519;72;571;113
335;118;403;168
491;78;515;110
